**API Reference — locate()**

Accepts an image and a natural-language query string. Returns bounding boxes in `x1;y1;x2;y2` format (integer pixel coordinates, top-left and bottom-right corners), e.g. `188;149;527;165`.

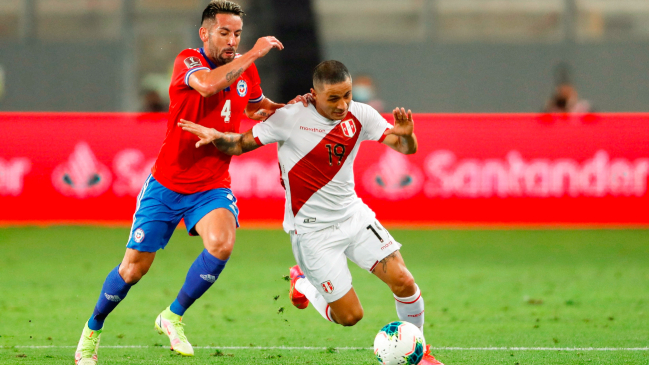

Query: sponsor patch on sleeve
184;56;202;69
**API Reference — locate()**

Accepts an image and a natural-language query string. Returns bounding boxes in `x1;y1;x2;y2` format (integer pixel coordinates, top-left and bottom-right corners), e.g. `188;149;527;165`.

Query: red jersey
152;47;263;194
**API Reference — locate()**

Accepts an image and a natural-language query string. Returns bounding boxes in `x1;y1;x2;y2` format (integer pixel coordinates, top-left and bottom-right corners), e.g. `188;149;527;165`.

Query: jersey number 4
325;144;346;166
221;100;231;123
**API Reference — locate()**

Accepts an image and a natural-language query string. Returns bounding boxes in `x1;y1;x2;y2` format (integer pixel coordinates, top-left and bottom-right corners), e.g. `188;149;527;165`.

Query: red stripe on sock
325;304;332;322
395;293;421;304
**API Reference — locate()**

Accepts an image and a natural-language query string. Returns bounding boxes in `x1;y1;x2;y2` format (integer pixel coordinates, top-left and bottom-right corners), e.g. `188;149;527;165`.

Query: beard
210;44;236;66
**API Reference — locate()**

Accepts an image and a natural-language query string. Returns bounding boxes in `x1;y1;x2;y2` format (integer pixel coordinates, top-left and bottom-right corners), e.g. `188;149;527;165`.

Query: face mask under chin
352;86;373;103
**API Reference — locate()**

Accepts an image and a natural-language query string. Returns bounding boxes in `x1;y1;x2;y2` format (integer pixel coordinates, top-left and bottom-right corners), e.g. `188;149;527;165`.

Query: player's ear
199;27;209;42
310;88;317;99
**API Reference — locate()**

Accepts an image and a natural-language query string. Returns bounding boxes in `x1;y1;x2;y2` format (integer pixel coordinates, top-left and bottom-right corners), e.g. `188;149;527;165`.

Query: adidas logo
104;293;122;302
200;274;216;283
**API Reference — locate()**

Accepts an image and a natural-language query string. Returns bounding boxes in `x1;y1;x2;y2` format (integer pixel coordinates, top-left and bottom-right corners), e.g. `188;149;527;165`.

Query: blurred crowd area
0;0;648;113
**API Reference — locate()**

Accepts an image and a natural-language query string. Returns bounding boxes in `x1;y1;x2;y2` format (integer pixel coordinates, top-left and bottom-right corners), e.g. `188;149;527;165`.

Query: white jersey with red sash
252;101;392;233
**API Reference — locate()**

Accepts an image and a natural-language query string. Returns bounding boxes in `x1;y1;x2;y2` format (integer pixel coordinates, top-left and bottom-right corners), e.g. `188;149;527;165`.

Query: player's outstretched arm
189;36;284;98
178;119;260;156
245;93;314;121
381;107;418;155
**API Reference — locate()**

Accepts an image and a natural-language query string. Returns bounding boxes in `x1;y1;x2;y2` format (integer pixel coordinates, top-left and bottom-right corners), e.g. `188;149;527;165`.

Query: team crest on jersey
184;56;202;69
340;119;357;138
237;80;248;97
321;281;334;294
134;228;145;243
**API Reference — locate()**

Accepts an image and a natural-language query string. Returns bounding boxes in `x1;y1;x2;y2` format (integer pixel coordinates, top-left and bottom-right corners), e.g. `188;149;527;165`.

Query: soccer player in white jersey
179;60;443;365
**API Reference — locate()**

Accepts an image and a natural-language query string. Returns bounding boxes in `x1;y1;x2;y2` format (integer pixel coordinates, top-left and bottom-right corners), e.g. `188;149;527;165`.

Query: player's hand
251;36;284;59
178;119;222;148
384;108;414;137
287;93;314;107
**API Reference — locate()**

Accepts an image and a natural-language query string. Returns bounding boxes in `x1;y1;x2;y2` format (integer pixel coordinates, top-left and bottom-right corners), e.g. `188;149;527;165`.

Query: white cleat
74;322;101;364
155;307;194;356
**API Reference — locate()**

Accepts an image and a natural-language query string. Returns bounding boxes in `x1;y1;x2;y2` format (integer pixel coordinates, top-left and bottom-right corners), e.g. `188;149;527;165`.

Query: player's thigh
183;188;239;235
345;217;415;296
127;176;183;253
345;215;402;274
290;227;353;304
193;208;237;260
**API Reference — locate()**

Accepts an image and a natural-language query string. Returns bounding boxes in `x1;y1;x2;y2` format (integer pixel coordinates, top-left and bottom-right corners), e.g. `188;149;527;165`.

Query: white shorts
290;205;402;303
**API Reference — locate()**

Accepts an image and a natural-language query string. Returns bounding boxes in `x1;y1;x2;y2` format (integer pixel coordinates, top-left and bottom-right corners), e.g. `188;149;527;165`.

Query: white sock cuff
294;277;310;294
394;284;421;303
326;304;334;323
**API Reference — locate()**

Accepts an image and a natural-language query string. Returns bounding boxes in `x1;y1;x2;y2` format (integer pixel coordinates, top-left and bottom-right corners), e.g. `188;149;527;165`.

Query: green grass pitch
1;227;648;364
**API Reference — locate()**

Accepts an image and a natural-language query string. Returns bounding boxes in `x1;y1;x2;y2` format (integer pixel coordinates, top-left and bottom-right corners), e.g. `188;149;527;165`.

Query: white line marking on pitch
9;346;649;351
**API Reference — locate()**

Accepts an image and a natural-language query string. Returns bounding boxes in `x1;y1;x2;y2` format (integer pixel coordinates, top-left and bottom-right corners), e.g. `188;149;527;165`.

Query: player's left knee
337;309;364;327
390;271;416;298
203;232;235;260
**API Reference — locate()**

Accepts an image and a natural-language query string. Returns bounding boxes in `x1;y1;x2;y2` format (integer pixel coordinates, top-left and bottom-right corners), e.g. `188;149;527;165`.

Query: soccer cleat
289;265;309;309
155;307;194;356
74;322;101;365
419;344;445;365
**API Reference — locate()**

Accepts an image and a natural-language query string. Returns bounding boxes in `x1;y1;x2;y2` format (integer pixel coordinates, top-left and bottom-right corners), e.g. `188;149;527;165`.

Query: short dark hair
202;0;245;26
313;60;351;88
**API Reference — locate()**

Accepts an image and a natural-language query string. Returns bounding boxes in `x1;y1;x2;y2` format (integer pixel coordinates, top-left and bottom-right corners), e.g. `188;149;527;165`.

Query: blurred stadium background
1;1;648;364
1;0;649;112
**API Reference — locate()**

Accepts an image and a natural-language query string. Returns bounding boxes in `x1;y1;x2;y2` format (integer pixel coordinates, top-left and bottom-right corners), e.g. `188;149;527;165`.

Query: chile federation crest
237;80;248;97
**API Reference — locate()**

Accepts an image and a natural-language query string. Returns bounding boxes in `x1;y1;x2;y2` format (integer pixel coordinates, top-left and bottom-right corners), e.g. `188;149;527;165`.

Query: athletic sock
295;278;334;323
394;284;425;335
87;265;133;331
169;249;228;316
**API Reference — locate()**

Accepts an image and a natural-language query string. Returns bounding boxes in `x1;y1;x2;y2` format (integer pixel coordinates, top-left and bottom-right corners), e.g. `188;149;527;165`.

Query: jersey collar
198;48;217;69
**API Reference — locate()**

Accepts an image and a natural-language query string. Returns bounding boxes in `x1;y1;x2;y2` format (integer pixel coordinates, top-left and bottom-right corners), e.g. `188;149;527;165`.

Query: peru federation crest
340;119;356;138
237;80;248;97
321;280;334;294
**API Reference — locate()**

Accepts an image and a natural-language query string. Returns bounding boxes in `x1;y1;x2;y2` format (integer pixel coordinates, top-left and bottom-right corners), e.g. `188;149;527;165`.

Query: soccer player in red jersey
74;1;306;363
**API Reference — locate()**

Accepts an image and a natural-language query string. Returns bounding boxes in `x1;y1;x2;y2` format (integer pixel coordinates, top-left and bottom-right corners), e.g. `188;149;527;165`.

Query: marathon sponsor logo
408;310;424;318
380;241;393;250
184;56;202;69
300;126;326;133
303;217;316;223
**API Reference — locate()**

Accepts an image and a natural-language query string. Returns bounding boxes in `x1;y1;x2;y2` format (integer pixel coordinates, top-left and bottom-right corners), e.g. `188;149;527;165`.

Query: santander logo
425;150;649;198
362;150;649;200
52;142;112;198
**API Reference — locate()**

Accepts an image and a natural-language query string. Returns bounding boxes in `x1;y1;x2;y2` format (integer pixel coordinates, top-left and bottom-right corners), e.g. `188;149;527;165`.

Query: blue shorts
126;175;240;252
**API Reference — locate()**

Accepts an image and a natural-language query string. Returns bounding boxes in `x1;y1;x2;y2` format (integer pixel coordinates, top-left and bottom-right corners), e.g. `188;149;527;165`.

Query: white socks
295;278;424;331
295;278;334;322
394;284;425;334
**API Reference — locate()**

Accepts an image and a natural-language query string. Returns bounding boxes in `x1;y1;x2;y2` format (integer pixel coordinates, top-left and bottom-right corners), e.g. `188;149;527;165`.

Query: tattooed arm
178;119;260;156
188;36;284;98
245;97;285;121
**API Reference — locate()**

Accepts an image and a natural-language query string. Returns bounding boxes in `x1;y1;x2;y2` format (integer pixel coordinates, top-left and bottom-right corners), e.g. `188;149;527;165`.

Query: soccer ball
374;321;426;365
